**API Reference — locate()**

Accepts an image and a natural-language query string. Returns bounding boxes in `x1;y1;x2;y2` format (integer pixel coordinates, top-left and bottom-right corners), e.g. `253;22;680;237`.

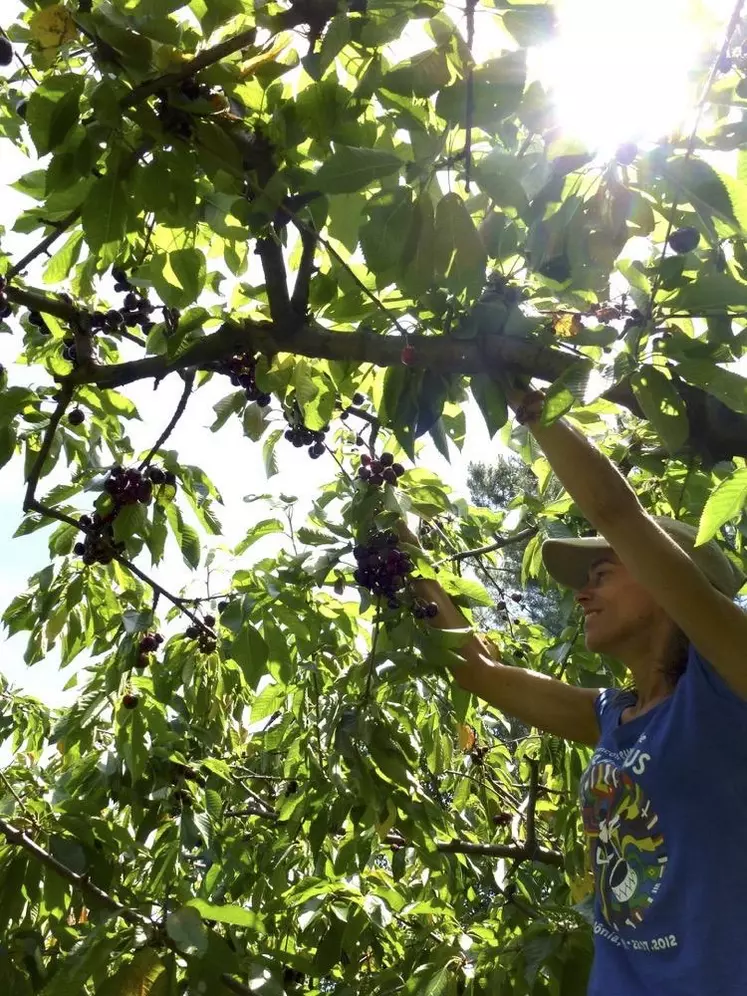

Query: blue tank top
580;644;747;996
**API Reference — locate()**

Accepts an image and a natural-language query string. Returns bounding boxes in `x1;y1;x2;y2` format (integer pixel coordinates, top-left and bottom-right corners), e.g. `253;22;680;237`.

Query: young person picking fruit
404;384;747;996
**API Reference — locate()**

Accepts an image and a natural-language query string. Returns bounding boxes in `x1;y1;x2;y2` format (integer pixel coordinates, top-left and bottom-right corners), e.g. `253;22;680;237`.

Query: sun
534;0;738;154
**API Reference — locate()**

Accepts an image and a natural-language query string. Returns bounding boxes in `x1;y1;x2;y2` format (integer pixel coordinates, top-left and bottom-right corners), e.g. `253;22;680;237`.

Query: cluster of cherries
104;465;170;507
110;267;157;332
185;614;217;654
352;529;436;619
283;409;328;459
135;632;164;669
73;466;174;565
0;275;12;320
357;451;405;488
219;352;272;406
74;512;125;566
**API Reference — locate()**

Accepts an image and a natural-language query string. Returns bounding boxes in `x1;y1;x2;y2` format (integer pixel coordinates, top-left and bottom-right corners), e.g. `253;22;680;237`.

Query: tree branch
8;210;82;280
524;759;539;857
10;281;747;461
24;387;74;513
119;28;259;110
385;832;563;868
0;816;254;996
437;527;538;566
138;371;195;470
0;816;147;926
290;226;317;316
255;236;292;326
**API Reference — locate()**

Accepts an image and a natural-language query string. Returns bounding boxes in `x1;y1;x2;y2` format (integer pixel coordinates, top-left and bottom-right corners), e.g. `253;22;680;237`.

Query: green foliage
0;2;745;995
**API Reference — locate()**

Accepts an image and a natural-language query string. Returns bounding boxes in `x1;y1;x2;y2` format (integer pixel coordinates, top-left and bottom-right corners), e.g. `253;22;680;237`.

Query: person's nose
575;584;592;606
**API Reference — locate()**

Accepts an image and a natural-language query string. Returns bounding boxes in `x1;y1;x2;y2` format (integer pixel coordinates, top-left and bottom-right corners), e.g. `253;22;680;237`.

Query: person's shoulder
683;643;747;710
594;685;635;727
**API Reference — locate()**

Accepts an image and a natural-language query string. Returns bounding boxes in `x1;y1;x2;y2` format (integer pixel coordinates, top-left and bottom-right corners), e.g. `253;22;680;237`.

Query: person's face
574;553;666;654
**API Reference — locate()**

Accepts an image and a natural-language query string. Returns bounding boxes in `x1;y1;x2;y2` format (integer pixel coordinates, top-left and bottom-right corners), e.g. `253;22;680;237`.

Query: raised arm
400;522;601;746
513;388;747;697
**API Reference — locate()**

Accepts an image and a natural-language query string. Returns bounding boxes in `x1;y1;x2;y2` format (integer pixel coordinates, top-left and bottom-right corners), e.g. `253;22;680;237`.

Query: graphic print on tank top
580;749;668;931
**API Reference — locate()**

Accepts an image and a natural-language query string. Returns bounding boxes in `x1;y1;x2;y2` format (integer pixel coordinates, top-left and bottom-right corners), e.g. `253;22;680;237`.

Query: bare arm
408;571;601;747
517;390;747;697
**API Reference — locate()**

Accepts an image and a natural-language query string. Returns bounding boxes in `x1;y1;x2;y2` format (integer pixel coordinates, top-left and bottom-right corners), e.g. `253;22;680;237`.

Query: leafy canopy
0;1;746;994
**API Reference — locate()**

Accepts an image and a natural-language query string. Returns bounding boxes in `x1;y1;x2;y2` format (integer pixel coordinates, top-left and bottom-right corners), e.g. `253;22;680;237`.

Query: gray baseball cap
541;515;746;598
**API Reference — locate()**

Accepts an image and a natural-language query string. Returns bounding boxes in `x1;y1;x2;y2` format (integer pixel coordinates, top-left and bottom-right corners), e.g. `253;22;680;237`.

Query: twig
8;210;82;280
323;442;353;483
0;771;39;829
436;527;538;566
244;174;416;340
23;387;74;512
138;371;195;470
385;832;562;867
226;805;277;820
0;816;148;926
0;817;254;996
362;598;383;703
119;27;259;110
116;556;211;630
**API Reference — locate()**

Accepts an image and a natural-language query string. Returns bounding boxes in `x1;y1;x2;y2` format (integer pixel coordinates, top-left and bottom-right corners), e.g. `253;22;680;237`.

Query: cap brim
541;536;613;591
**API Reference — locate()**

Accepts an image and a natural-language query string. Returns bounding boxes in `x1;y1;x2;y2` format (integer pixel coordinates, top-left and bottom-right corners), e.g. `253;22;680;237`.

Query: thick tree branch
290;226;317;316
138;371;195;470
438;527;538;566
255;236;292;325
9;280;747;460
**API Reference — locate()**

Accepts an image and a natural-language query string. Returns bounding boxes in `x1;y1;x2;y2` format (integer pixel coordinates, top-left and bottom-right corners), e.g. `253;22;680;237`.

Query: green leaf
188;900;263;929
180;520;201;570
26;74;84;156
630;365;689;453
383;48;451;98
315;145;402;194
82;173;128;252
660;156;747;232
360;188;414;284
263;429;282;479
232;620;269;688
211;391;245;431
167;248;207;307
677;359;747;413
423;966;451;996
43;230;84;284
243;402;269;441
433;193;487;294
504;5;557;46
234;518;284;555
39;925;115;996
436;51;526;128
470;374;508;438
166;907;208;958
665;271;747;310
95;948;167;996
696;469;747;545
